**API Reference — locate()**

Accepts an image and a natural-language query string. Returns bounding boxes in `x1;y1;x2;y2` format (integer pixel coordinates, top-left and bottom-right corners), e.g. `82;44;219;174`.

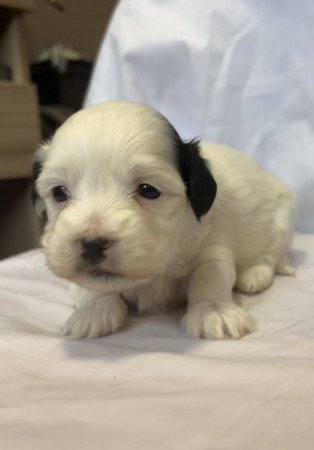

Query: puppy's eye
52;186;70;203
137;183;161;200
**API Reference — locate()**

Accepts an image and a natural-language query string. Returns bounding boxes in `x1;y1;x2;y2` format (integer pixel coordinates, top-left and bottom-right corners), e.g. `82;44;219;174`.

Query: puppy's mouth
89;269;122;281
73;261;152;286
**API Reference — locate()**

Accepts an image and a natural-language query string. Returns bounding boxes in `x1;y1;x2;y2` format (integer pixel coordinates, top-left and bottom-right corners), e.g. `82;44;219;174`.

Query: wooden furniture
0;0;40;178
0;0;41;258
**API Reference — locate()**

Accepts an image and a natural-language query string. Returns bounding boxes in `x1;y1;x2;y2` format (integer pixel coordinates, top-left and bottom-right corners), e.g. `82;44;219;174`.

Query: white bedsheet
1;233;314;450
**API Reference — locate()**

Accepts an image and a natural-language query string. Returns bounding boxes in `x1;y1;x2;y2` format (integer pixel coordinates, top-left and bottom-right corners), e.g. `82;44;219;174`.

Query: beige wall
23;0;118;62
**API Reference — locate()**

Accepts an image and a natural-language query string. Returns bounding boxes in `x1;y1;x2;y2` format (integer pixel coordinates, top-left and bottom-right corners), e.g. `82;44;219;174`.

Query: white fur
64;286;127;339
35;101;296;340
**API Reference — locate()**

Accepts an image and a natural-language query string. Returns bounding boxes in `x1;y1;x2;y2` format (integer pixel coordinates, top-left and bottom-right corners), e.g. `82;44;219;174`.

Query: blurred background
0;0;118;259
2;0;314;259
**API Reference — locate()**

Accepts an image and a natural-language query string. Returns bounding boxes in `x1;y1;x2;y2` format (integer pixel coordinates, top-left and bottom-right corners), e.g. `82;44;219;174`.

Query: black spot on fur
31;159;42;206
168;124;217;220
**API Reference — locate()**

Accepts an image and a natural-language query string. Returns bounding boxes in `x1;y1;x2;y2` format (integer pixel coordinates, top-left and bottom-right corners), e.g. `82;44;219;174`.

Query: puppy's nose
80;238;112;263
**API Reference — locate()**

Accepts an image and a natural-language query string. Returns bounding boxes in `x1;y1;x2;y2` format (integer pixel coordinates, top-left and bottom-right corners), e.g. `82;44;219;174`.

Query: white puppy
32;101;295;340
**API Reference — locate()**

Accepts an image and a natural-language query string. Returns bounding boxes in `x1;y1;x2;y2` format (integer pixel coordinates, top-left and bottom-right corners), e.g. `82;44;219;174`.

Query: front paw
183;302;255;340
64;296;128;339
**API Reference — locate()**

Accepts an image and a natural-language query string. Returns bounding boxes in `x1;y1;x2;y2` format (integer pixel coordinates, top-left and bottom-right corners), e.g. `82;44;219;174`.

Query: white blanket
1;233;314;450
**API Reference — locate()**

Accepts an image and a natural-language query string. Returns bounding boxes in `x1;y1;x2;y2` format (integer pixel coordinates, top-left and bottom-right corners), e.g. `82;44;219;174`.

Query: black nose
80;238;111;263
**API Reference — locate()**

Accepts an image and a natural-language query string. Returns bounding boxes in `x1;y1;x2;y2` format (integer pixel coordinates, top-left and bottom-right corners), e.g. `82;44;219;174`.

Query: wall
23;0;118;62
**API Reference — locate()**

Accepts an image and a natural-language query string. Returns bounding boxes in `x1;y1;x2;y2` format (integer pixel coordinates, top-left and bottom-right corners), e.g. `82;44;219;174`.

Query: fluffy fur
32;101;296;340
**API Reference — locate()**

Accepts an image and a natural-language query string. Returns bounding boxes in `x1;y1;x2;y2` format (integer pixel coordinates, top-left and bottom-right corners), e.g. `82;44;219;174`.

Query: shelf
0;10;30;83
0;83;40;178
0;0;40;257
0;0;40;179
0;80;27;87
0;0;33;11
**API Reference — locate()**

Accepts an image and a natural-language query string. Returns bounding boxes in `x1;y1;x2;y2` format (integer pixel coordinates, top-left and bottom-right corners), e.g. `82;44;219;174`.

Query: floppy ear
31;158;42;208
31;141;50;217
170;129;217;220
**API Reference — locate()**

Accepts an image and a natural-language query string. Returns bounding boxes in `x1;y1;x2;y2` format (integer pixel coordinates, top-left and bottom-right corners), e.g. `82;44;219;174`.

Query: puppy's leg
183;248;255;340
235;264;274;294
236;190;296;294
64;284;128;339
275;254;296;276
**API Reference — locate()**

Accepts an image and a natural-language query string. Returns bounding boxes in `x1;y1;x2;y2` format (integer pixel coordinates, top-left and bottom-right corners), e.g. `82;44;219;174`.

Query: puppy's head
32;102;216;292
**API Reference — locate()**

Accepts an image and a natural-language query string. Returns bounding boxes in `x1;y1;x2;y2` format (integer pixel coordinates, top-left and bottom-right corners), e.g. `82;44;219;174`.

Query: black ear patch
170;127;217;220
31;140;51;217
31;159;42;207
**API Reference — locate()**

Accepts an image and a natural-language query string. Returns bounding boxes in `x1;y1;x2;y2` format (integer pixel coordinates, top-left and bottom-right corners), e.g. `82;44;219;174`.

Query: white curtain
85;0;314;232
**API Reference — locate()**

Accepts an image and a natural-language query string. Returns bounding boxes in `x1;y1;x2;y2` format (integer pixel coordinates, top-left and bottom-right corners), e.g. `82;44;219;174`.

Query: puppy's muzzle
80;238;112;263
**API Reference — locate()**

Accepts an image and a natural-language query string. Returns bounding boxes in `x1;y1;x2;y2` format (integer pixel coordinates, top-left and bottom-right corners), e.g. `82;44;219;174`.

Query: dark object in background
39;105;73;140
44;0;65;11
31;59;92;111
0;64;12;80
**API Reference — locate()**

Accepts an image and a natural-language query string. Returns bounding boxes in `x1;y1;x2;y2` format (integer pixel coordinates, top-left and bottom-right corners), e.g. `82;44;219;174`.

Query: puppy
32;101;296;340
